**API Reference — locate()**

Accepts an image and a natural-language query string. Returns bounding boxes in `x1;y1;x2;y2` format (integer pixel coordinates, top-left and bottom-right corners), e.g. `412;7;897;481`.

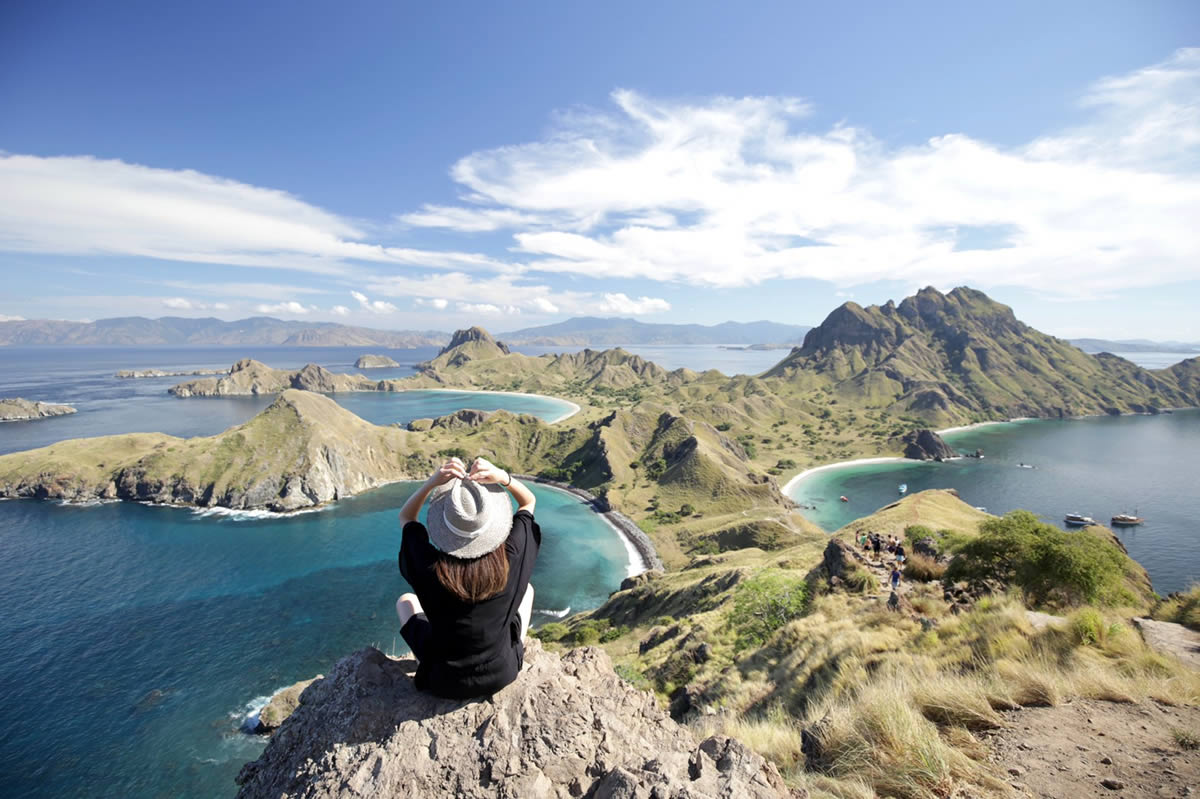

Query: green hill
763;287;1195;426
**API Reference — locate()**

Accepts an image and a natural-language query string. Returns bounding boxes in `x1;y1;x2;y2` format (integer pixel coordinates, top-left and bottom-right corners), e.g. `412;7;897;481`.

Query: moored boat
1111;513;1144;526
839;495;849;503
898;483;907;495
1063;512;1098;526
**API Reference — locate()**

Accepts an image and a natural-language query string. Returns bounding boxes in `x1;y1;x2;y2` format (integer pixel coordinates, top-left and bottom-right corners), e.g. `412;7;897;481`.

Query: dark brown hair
434;546;510;602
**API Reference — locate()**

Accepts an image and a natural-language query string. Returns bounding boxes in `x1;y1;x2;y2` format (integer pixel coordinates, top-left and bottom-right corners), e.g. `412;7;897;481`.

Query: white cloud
400;51;1200;297
0;154;504;274
0;314;25;321
212;302;230;310
351;290;398;314
254;301;309;315
530;296;559;314
330;305;350;316
457;302;520;315
415;297;450;310
162;297;193;309
596;293;671;315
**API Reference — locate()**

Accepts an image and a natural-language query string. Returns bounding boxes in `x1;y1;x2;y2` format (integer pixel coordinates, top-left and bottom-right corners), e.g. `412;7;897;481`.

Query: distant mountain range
500;316;811;346
0;316;447;348
1070;338;1200;354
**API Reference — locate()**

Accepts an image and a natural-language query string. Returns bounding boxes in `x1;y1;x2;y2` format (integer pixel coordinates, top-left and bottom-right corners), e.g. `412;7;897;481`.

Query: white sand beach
409;387;581;423
781;456;910;498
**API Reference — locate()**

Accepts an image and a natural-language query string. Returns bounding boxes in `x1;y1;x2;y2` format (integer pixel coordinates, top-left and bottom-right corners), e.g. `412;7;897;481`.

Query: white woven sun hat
426;478;514;559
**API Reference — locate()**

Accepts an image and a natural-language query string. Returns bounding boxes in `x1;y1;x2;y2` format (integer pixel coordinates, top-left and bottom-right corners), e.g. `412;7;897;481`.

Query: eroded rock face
901;429;958;461
235;641;799;799
0;398;77;421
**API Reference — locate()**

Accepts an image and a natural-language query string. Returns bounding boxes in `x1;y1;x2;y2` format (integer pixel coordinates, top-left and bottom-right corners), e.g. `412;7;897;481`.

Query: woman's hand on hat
428;457;467;486
468;457;509;486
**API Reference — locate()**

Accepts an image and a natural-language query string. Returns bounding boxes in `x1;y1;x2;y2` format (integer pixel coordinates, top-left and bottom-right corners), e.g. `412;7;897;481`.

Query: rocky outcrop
901;429;958;461
235;641;798;799
0;398;77;421
355;354;400;369
440;325;511;356
170;359;379;397
250;677;322;734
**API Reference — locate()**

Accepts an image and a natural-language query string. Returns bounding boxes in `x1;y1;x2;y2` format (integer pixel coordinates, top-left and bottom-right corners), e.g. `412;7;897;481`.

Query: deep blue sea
0;347;622;798
789;410;1200;594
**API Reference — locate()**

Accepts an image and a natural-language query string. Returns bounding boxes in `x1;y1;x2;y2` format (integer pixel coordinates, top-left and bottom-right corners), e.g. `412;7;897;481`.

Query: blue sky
1;1;1198;340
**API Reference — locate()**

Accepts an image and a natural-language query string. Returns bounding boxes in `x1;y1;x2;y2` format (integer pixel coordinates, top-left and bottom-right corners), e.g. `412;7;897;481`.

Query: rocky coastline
0;398;77;421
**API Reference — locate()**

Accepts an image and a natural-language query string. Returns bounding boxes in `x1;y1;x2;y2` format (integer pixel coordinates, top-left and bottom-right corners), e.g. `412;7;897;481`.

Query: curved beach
518;475;662;578
781;456;910;498
411;387;581;423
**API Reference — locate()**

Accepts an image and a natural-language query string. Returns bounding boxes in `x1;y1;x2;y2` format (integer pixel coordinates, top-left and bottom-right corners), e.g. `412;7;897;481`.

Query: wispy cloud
403;50;1200;297
162;297;194;309
597;293;671;314
0;314;26;321
0;154;504;275
415;297;450;310
351;290;398;314
330;305;350;316
254;301;310;315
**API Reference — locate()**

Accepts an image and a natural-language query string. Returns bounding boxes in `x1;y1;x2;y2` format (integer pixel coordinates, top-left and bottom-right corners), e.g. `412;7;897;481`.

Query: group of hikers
856;530;907;592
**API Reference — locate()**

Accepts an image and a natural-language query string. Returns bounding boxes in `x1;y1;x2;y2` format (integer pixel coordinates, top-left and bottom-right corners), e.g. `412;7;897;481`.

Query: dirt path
1134;618;1200;670
985;699;1200;798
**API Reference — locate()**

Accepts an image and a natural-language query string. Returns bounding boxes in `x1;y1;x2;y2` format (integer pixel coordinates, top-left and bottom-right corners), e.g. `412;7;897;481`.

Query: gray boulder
901;429;958;461
235;640;799;798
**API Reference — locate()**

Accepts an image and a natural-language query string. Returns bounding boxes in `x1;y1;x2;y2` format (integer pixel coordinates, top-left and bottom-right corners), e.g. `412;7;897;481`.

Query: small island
354;354;401;369
0;398;77;422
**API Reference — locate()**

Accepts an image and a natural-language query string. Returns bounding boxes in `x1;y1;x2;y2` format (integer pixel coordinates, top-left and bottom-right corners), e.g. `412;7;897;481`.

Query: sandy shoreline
517;475;662;578
411;387;581;424
781;457;910;498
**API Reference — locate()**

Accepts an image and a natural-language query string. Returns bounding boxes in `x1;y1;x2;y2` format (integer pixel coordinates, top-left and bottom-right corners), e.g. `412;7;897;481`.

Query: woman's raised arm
469;458;535;514
398;457;466;524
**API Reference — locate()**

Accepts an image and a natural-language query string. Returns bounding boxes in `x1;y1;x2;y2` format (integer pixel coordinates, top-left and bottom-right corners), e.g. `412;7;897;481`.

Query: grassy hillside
538;491;1198;798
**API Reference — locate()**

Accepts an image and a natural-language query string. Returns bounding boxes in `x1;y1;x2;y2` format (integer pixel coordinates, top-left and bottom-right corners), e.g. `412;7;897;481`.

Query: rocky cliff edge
236;640;799;799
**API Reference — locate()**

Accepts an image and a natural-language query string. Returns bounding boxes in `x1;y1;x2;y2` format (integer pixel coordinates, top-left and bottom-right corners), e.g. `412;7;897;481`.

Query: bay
788;410;1200;594
0;482;629;799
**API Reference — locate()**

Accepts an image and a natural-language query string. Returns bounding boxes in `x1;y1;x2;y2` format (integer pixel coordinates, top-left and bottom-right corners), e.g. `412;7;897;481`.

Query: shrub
1153;584;1200;631
646;458;668;480
715;422;732;431
679;503;695;516
436;447;470;461
945;510;1134;608
570;619;611;645
903;553;947;581
728;571;810;651
614;662;651;690
1172;727;1200;750
534;622;568;643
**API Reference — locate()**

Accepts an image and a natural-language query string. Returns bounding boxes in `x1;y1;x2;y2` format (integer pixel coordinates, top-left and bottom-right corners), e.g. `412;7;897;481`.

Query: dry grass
903;552;947;581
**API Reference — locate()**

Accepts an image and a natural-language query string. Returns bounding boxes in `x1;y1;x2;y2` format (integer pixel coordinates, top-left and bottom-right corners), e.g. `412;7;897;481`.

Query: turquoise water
0;483;627;798
789;410;1200;594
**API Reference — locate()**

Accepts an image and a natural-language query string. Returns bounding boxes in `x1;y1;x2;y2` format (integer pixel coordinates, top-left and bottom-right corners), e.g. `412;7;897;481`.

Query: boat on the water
1111;513;1144;526
898;483;907;495
839;495;849;503
1063;512;1098;526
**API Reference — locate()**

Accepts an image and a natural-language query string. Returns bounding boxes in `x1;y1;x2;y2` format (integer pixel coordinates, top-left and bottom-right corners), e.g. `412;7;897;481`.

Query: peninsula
116;368;227;379
0;398;77;422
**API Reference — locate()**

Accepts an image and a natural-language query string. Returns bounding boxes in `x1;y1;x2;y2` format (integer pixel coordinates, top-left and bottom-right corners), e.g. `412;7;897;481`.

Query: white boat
898;483;908;495
1063;513;1097;526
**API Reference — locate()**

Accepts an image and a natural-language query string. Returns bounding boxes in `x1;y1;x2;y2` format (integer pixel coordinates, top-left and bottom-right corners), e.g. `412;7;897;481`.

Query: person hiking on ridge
890;564;902;592
396;456;539;699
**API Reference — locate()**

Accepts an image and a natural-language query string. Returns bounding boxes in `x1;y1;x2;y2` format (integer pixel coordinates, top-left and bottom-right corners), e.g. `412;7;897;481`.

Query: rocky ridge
0;397;77;421
235;640;797;799
169;359;384;396
115;368;227;378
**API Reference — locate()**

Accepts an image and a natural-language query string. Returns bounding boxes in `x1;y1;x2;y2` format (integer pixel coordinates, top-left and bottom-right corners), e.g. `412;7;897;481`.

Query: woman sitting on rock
396;456;539;699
